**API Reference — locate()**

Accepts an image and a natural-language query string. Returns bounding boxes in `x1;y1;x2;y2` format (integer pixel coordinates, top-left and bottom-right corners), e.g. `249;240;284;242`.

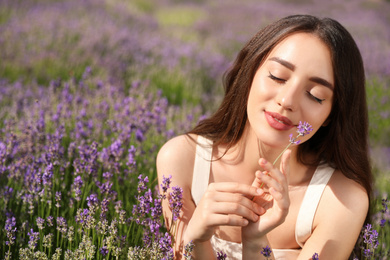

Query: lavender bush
0;72;202;259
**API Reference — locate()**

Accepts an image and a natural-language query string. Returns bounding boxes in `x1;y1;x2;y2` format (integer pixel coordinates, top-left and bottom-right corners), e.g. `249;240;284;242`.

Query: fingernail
256;188;263;195
260;158;267;164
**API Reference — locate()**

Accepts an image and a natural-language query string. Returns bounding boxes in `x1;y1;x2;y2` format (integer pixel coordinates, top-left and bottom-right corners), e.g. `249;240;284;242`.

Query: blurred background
0;0;389;258
1;0;389;170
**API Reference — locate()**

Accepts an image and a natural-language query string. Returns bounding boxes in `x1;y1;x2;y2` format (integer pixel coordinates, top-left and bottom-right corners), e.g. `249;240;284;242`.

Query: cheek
249;77;275;102
305;106;332;131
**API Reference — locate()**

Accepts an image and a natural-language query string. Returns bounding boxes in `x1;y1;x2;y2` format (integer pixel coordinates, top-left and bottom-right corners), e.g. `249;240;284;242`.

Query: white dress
191;136;335;260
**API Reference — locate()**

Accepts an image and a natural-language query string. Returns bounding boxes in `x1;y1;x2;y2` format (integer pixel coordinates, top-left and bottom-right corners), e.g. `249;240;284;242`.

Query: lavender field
1;0;390;259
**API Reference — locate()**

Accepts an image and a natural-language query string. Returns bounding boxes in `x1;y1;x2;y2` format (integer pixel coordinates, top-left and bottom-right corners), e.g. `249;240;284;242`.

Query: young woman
157;15;372;259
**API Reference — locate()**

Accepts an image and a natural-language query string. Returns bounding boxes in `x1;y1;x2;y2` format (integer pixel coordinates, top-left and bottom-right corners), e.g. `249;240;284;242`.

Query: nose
275;84;299;111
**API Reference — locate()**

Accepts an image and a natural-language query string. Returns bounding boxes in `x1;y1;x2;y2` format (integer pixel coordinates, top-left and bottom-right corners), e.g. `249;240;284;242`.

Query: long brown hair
189;15;372;197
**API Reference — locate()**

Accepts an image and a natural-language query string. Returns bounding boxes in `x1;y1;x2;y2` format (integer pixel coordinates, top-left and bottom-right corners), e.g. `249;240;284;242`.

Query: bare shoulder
302;169;369;258
156;134;199;189
315;169;369;225
324;169;369;214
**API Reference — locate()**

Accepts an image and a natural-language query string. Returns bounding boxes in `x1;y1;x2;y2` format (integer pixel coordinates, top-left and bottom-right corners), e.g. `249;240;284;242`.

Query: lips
264;111;295;131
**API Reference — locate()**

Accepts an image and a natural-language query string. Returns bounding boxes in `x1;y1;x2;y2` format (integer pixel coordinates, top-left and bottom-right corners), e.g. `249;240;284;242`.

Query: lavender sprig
361;223;379;258
273;121;313;165
183;240;195;260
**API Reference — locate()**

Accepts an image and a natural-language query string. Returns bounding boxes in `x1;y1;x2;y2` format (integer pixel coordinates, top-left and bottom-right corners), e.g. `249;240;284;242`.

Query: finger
209;214;250;227
251;171;265;189
256;170;283;192
269;187;290;212
212;202;261;222
258;158;286;185
208;182;263;197
208;191;265;215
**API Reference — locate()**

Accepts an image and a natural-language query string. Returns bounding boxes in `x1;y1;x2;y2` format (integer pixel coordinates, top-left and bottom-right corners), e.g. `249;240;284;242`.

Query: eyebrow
269;57;295;71
269;57;334;90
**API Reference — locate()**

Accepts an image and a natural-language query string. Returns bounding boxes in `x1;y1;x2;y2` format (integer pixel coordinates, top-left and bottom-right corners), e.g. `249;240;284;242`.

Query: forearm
242;236;275;260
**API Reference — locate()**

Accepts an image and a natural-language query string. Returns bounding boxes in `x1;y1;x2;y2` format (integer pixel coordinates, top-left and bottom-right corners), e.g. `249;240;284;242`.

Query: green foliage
150;69;201;106
156;7;205;27
366;77;390;146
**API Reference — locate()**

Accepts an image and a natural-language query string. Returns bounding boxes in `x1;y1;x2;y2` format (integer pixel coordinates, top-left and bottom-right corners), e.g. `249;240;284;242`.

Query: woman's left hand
241;149;291;242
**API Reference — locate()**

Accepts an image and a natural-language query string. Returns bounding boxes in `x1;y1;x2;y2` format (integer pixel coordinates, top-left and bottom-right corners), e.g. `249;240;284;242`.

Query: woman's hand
242;149;291;243
184;182;265;244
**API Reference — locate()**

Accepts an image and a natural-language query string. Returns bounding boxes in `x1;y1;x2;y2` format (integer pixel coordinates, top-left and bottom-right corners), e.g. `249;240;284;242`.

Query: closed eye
268;72;286;84
306;91;325;104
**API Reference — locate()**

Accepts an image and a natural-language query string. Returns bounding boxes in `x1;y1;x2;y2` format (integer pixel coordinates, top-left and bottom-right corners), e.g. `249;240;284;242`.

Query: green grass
150;69;202;106
156;7;205;28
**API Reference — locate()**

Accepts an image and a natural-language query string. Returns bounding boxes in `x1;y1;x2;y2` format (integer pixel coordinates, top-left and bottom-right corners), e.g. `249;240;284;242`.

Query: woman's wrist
182;236;216;260
242;235;273;259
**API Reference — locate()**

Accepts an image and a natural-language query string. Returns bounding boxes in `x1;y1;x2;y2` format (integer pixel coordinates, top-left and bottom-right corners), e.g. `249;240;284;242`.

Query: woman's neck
215;126;315;186
239;126;314;186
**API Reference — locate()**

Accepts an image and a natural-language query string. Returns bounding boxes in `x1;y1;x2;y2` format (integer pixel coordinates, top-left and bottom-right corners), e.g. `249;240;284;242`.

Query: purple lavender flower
312;252;319;260
381;198;388;213
273;121;312;165
380;219;387;228
169;186;183;221
102;171;113;181
86;193;99;208
100;246;109;257
297;121;313;136
55;191;61;208
216;251;227;260
71;175;83;201
46;216;54;227
160;175;172;195
109;139;124;160
290;121;313;144
5;217;17;246
142;229;152;247
133;189;153;220
361;223;379;258
135;128;144;142
75;208;90;224
36;217;45;230
158;232;173;255
98;181;113;196
42;163;53;187
289;133;301;145
183;240;195;259
261;245;272;258
137;174;149;193
100;198;109;219
27;228;40;249
56;217;67;235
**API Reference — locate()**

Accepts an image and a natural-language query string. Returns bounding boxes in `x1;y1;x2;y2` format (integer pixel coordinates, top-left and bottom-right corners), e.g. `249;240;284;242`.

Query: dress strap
191;135;213;205
295;163;335;247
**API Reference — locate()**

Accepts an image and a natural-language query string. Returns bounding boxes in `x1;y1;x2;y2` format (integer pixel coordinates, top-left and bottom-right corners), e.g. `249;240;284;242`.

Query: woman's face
247;32;334;148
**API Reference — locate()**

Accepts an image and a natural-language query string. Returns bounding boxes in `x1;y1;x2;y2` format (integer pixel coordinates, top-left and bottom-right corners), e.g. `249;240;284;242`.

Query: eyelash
306;91;325;104
268;72;325;104
268;72;285;84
